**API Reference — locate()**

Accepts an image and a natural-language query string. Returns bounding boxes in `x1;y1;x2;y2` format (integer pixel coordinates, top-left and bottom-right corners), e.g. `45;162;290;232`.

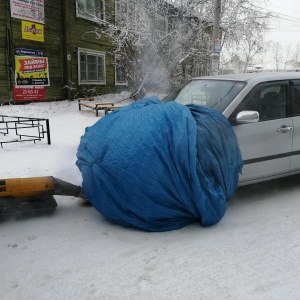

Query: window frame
291;80;300;117
230;81;290;123
115;0;128;25
77;48;106;85
114;55;127;86
76;0;106;23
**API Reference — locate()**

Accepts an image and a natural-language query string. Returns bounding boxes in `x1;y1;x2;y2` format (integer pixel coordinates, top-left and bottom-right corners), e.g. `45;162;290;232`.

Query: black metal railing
0;115;51;148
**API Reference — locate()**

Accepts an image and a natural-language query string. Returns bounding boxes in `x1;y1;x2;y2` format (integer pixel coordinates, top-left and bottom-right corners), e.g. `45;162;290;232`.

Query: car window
231;82;288;122
291;85;300;116
163;79;246;113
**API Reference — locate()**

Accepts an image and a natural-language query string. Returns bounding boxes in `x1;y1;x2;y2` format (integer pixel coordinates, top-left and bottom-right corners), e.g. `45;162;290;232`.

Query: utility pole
210;0;221;75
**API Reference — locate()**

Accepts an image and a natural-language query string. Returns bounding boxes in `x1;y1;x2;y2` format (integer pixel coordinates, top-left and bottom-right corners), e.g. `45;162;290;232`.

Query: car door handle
277;125;293;133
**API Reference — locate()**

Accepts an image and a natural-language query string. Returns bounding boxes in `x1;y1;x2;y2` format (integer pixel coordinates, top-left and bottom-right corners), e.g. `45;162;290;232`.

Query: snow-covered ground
1;95;300;300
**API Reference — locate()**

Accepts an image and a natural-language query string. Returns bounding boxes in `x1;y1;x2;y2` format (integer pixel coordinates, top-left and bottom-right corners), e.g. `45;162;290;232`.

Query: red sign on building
13;84;46;101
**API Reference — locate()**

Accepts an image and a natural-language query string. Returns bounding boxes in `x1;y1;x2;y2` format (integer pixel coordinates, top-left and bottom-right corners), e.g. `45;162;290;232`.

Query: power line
239;3;300;31
248;7;300;22
239;2;300;35
252;0;300;15
240;2;300;22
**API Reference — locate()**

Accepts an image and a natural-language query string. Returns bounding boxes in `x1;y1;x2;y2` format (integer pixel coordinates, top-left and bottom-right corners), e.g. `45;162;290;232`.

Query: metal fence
0;115;51;148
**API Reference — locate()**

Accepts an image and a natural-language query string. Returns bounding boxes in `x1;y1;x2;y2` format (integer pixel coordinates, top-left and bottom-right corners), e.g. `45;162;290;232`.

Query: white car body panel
233;118;293;183
290;116;300;171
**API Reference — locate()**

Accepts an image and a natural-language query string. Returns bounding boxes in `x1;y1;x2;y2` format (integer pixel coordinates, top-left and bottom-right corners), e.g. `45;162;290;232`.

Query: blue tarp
76;97;242;231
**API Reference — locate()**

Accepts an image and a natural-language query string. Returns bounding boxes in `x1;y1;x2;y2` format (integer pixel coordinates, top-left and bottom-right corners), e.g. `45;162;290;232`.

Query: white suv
163;72;300;185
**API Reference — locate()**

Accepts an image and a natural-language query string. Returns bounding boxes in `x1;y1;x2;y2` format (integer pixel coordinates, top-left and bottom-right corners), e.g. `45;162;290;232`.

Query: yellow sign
22;21;44;42
15;56;50;86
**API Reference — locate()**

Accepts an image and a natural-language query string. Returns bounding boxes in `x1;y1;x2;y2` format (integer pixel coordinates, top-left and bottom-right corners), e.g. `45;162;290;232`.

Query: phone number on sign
22;89;40;95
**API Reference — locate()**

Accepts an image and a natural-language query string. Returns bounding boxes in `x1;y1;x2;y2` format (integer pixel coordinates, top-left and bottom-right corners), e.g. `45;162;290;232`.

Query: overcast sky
265;0;300;46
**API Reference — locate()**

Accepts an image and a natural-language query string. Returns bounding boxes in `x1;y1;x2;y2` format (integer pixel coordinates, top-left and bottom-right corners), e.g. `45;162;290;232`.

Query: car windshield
163;79;247;113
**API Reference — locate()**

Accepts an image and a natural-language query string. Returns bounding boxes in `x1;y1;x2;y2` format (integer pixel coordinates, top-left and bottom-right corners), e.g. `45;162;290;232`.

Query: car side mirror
236;111;259;124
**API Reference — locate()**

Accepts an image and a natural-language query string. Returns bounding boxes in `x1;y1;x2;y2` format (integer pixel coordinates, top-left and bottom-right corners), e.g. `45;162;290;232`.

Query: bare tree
270;41;283;71
78;0;271;97
78;0;215;98
284;43;292;70
292;42;300;69
220;0;271;73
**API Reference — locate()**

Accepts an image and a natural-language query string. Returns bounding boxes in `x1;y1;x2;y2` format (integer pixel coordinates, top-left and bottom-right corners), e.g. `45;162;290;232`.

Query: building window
115;56;127;85
115;0;128;25
78;48;106;85
76;0;105;22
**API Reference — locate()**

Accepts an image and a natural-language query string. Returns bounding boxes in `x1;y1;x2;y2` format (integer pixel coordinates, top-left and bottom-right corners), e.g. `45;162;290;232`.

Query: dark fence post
46;119;51;145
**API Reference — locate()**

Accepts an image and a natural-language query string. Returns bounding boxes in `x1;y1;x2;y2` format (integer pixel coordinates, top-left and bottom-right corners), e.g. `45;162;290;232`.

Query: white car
163;72;300;185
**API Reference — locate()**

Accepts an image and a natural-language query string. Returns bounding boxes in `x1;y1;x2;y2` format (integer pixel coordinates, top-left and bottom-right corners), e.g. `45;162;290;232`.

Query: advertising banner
10;0;45;24
13;85;46;101
22;21;44;42
15;56;50;87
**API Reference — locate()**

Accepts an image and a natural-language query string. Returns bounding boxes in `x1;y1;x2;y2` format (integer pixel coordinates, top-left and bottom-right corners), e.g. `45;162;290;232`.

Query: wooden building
0;0;126;102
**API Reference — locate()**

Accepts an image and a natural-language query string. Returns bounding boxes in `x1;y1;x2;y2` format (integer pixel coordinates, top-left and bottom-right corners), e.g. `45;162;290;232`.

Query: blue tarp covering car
76;97;243;231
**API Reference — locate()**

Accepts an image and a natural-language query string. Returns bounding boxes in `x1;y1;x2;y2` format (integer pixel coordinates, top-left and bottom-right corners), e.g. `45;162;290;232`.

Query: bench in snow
78;98;115;116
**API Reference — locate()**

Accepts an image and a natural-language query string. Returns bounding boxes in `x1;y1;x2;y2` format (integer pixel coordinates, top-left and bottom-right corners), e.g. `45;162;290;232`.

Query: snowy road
1;177;300;300
1;99;300;299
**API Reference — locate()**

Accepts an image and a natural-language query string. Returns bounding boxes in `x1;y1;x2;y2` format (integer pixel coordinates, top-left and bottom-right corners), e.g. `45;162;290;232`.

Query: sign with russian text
15;56;50;87
10;0;44;24
22;21;44;42
15;48;43;57
13;84;46;101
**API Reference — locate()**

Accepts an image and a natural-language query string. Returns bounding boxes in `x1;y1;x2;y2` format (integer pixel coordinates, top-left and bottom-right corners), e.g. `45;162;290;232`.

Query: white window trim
114;55;128;86
75;0;106;23
78;47;106;85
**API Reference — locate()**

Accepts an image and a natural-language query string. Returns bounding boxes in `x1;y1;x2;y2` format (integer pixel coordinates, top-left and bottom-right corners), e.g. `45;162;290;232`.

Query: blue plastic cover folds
76;97;242;231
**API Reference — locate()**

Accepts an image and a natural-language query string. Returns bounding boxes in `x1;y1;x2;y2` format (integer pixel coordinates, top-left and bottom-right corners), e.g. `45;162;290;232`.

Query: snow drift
76;97;242;231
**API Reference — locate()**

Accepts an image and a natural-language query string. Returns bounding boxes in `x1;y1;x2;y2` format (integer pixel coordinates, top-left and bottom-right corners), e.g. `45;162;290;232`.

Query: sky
264;0;300;47
1;97;300;299
245;0;300;68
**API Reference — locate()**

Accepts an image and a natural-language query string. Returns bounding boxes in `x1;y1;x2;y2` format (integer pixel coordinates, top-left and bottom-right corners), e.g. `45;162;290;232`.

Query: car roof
193;72;300;83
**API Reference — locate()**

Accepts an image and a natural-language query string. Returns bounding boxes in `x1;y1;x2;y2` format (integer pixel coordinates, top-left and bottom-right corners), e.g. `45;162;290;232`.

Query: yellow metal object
0;176;55;199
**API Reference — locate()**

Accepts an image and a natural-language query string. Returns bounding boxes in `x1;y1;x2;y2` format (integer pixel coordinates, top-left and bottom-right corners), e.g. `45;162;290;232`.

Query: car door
290;80;300;171
229;81;293;184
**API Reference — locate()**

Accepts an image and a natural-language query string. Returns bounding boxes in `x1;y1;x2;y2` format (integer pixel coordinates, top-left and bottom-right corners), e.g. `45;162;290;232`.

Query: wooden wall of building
0;0;121;103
